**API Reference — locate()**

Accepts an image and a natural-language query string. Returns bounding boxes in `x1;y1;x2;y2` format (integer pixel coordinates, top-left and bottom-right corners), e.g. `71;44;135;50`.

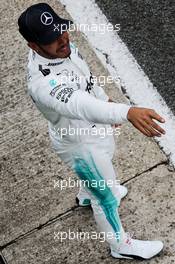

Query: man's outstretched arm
32;73;166;137
32;73;131;125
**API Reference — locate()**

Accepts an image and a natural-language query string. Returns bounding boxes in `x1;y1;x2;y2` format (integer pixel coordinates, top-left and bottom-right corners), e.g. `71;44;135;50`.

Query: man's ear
28;42;39;52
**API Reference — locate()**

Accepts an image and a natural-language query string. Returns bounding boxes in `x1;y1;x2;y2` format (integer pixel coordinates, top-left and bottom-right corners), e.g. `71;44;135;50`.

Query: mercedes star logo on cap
40;12;53;25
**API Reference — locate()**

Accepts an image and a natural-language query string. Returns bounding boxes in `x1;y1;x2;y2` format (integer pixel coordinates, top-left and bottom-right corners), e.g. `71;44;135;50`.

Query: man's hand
127;107;166;137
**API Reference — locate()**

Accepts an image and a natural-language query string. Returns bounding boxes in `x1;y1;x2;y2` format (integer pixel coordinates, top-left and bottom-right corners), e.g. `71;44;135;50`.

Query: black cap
18;3;73;45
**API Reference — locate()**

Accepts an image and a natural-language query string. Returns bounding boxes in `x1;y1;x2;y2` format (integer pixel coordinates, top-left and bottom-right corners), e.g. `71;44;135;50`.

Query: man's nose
59;32;68;42
58;38;67;46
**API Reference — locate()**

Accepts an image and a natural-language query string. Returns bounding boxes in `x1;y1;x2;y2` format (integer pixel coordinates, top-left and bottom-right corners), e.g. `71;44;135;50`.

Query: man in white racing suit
18;3;166;260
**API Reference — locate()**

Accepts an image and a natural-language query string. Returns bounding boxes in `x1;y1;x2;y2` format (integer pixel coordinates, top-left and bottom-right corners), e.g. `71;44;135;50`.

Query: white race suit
27;42;132;246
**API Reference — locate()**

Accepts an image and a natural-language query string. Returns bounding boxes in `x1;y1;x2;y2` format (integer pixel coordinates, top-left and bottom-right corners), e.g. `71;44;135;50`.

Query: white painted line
59;0;175;167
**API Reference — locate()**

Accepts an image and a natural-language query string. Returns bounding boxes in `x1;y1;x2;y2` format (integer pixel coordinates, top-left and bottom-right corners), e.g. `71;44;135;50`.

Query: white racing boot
115;185;128;205
76;185;91;207
110;233;164;260
76;185;128;207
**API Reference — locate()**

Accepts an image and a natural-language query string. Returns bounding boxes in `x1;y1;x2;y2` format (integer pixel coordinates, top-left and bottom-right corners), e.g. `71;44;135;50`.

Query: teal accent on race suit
72;152;121;242
82;198;91;205
49;79;57;87
70;42;76;49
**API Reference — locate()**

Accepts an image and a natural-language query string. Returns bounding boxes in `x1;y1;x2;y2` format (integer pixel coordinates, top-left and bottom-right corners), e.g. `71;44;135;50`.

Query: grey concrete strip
0;0;82;247
121;164;175;263
1;165;174;263
0;149;81;246
114;123;167;182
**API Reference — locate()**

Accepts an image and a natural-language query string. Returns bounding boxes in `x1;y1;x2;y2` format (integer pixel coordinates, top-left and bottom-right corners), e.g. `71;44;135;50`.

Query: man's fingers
127;107;166;137
148;119;166;135
149;110;165;123
139;120;161;137
132;121;152;137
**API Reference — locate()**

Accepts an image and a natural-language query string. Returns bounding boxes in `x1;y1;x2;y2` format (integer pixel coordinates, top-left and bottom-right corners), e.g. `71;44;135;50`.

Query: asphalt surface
0;1;174;263
95;0;175;113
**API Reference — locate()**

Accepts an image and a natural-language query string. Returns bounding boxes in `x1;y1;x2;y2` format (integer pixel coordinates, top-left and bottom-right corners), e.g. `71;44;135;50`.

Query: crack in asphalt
122;160;168;185
0;205;80;251
0;160;168;252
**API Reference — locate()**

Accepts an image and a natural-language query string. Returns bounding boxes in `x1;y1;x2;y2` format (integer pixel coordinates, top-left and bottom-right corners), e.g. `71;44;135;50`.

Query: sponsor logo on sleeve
49;79;57;87
85;72;94;93
50;85;61;97
56;87;74;103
